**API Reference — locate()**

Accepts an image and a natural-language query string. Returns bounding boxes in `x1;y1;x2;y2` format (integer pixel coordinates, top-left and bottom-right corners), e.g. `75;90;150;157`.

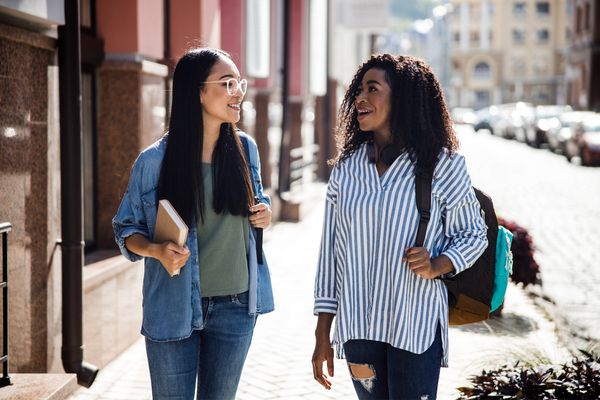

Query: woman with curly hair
311;54;488;399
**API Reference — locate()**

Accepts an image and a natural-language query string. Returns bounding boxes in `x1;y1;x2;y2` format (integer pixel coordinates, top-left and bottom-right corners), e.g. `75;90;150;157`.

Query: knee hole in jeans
348;362;376;379
348;363;377;393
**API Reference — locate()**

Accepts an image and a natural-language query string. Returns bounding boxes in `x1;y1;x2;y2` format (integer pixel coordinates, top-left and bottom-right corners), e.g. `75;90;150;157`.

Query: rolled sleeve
313;167;340;316
112;158;150;262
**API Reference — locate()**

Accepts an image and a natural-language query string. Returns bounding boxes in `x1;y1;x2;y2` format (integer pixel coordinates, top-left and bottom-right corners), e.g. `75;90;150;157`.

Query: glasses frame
203;78;248;96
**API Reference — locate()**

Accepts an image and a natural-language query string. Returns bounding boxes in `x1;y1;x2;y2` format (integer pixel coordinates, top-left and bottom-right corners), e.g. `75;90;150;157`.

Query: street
456;125;600;348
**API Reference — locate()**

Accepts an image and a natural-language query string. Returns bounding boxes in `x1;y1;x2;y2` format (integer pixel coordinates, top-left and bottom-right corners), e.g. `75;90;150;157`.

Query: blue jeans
343;326;442;400
145;291;256;400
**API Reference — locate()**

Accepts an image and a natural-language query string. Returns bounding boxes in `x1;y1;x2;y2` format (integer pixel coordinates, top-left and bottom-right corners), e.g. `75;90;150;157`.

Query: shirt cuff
441;247;469;277
314;297;338;316
114;226;147;262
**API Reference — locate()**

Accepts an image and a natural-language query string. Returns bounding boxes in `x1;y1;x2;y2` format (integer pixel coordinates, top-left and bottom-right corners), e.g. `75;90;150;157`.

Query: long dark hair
333;54;458;171
157;48;254;227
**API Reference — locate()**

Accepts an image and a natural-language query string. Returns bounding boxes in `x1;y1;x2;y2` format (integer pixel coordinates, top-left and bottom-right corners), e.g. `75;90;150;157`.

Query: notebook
154;199;189;276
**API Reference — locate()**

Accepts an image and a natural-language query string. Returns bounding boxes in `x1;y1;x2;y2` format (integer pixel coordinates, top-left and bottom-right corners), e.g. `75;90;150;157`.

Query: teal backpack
415;169;513;325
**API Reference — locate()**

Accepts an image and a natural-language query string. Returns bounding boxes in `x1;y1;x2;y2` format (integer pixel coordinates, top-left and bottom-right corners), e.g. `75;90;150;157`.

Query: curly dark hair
333;54;458;171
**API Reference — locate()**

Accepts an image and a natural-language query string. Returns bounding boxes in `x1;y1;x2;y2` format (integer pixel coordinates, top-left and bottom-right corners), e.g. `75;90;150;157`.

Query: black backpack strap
239;135;263;264
414;167;434;247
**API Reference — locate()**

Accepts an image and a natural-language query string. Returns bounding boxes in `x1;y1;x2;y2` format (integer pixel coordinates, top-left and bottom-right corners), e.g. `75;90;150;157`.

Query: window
584;2;591;31
453;31;460;42
537;29;550;42
474;91;491;108
470;31;480;46
473;62;491;79
513;2;526;16
536;2;550;16
576;6;582;34
513;29;526;44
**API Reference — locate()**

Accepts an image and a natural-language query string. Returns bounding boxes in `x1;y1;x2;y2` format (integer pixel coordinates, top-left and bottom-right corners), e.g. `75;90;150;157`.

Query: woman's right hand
312;313;335;390
312;334;334;390
153;242;190;276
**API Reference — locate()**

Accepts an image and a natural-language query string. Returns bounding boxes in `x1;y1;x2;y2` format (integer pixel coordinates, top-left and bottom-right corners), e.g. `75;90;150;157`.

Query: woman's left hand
404;247;438;279
249;203;272;229
405;248;455;279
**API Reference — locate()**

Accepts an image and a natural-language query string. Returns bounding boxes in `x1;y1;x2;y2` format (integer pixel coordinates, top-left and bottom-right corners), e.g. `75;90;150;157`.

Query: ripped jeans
343;326;442;400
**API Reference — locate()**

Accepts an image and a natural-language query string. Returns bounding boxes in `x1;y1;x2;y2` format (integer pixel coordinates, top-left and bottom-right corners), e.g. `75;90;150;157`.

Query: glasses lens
226;79;247;96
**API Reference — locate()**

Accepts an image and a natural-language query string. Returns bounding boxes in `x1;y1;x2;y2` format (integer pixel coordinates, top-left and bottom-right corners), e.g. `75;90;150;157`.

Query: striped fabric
314;143;488;367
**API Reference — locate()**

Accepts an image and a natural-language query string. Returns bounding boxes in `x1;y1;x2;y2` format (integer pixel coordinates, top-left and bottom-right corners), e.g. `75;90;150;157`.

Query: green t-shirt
197;163;249;297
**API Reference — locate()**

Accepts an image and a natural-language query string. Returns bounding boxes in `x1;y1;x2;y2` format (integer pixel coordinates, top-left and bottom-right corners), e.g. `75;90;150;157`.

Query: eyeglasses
203;78;248;96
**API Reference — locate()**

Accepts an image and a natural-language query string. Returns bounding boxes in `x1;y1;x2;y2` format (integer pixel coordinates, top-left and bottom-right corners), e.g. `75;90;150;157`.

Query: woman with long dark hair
113;48;274;399
311;54;488;399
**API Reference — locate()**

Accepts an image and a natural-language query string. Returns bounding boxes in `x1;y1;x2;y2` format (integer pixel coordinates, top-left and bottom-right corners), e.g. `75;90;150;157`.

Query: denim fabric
112;132;274;342
343;325;443;400
145;291;256;400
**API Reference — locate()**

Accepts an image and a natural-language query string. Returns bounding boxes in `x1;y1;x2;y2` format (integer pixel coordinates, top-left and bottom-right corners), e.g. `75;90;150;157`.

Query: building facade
448;0;569;109
566;0;600;111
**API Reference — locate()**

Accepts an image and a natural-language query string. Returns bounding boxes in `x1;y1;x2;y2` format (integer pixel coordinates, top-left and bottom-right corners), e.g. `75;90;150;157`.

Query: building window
537;29;550;42
533;86;549;103
473;62;491;79
576;5;582;34
474;90;491;108
584;2;591;31
513;2;526;16
536;2;550;16
470;31;480;46
513;29;526;44
453;31;460;42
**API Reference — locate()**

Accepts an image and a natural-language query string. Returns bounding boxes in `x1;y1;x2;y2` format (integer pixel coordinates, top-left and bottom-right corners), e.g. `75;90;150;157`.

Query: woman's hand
125;234;190;277
405;247;454;279
312;313;335;390
249;203;272;228
153;242;190;276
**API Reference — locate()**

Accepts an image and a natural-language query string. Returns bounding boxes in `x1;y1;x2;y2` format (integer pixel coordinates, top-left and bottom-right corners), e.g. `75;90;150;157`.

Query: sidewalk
68;184;570;400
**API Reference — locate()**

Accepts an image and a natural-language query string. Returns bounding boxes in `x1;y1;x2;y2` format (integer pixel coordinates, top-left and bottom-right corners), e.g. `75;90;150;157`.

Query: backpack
414;168;513;326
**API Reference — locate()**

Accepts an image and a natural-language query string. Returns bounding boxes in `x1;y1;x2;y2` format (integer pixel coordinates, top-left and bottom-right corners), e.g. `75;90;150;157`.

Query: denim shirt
112;132;274;342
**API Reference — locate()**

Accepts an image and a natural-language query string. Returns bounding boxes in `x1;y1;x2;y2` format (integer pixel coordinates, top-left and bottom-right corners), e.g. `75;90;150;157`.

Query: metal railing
0;222;11;388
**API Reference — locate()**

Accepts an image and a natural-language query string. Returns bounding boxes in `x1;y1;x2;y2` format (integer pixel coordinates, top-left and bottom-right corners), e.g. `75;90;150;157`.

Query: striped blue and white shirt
314;143;488;366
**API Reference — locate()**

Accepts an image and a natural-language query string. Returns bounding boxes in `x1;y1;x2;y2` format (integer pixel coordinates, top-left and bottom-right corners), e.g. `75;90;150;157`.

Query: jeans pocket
232;291;250;306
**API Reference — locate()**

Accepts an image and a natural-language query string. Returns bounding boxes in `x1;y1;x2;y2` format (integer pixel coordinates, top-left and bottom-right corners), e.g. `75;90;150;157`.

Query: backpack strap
239;134;263;264
414;167;434;247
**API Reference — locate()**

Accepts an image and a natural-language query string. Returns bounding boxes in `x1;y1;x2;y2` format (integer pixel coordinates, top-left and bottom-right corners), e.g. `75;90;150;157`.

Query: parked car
489;102;534;140
525;105;572;148
547;111;595;156
572;114;600;166
474;106;498;133
451;107;478;125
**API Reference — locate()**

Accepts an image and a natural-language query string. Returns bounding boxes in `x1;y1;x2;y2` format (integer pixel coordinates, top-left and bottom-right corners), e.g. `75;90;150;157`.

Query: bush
457;351;600;399
498;218;540;287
